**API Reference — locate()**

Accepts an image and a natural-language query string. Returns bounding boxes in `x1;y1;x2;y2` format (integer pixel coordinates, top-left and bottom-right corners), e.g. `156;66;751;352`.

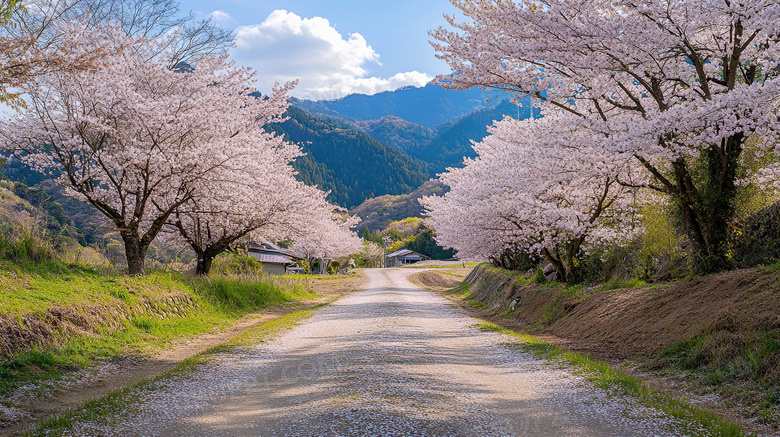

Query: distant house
385;249;431;267
247;242;299;275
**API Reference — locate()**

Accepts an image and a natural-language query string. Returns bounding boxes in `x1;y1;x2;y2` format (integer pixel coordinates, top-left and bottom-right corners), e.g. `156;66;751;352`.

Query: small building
247;242;299;275
385;249;431;267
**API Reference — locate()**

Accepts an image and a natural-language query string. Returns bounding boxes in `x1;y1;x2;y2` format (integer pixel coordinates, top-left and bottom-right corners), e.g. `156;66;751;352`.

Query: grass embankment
0;259;318;397
27;304;325;437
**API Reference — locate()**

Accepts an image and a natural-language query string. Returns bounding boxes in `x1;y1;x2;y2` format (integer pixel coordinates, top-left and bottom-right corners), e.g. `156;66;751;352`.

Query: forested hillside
354;116;434;153
269;107;432;208
0;159;111;247
349;180;448;232
411;98;536;172
292;87;536;175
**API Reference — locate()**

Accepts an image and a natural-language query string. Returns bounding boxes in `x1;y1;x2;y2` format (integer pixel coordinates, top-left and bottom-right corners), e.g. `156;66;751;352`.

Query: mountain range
291;84;513;128
274;84;535;218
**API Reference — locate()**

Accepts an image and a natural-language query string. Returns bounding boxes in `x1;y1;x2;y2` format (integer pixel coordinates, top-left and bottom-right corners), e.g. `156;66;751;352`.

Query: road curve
71;268;679;436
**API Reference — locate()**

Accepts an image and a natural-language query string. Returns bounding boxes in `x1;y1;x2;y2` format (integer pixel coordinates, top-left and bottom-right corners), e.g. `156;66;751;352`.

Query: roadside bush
211;254;264;276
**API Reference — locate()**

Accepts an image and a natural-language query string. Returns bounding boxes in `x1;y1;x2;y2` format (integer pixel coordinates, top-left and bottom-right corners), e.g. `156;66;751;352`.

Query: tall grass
190;273;318;313
0;215;56;265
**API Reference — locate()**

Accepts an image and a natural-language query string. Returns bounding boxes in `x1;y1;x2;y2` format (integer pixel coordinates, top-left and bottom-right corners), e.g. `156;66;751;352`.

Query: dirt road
70;268;679;436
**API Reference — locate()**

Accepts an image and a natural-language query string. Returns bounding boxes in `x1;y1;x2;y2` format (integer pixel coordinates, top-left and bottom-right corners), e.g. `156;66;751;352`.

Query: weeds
540;298;560;325
210;254;264;276
0;217;56;266
656;327;780;388
757;261;780;273
562;283;584;299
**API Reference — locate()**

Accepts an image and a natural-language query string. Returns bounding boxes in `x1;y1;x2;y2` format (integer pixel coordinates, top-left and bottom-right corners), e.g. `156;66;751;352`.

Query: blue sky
181;1;459;99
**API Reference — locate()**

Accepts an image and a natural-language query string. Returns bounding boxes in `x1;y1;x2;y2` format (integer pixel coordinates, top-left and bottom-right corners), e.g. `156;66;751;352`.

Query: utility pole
382;236;391;268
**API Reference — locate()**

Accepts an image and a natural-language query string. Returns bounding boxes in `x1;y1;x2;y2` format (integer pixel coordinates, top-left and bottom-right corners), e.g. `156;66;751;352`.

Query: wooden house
247;242;299;275
385;249;431;267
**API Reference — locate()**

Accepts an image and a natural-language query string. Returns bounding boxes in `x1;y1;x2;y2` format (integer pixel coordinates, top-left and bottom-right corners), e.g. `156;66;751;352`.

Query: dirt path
3;274;364;437
63;268;682;436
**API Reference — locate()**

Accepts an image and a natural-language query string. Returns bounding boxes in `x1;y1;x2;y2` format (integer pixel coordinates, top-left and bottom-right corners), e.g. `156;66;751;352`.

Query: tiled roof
251;253;295;265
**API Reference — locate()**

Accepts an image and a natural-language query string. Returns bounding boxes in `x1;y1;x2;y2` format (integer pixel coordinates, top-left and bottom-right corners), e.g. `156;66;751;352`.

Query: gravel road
72;268;680;436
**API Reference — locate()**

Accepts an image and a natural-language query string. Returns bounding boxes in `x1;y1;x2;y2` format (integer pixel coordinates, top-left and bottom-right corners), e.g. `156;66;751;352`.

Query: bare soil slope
427;266;780;361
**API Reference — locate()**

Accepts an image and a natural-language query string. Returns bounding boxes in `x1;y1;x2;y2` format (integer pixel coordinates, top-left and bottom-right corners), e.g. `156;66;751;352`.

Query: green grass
453;282;471;299
484;266;533;286
757;261;780;273
467;299;488;310
26;305;326;437
439;271;466;279
0;265;320;397
654;327;780;424
598;278;649;292
0;265;186;314
475;321;752;437
278;272;357;280
659;328;780;384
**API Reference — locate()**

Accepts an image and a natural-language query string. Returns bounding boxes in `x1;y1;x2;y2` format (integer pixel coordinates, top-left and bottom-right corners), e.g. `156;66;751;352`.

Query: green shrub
211;254;264;276
532;268;546;284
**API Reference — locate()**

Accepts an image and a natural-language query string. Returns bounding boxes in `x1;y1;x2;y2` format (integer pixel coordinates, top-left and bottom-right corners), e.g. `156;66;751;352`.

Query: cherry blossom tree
289;211;363;274
358;241;384;268
432;0;780;270
1;0;233;109
0;23;292;275
0;2;102;109
422;112;641;282
171;153;340;276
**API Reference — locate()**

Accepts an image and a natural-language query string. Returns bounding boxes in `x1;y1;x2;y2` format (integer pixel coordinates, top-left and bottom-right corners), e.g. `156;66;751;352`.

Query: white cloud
209;10;232;24
232;10;431;99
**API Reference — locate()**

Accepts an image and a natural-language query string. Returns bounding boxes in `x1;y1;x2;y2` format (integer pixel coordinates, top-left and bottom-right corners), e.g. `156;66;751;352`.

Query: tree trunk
121;232;147;276
195;253;214;276
541;248;567;283
669;139;743;273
